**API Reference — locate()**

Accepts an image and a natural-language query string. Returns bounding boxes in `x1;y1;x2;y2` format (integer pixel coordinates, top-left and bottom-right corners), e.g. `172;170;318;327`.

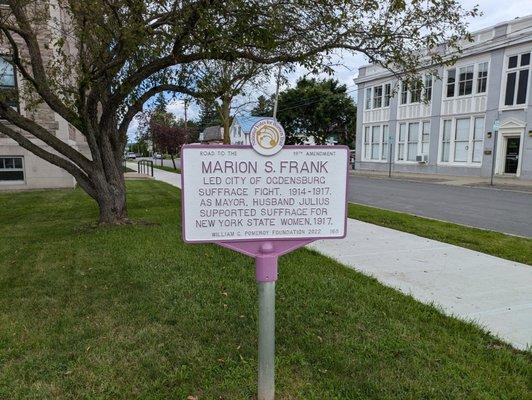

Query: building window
366;83;391;110
397;121;429;162
363;124;389;161
397;123;406;160
382;125;389;161
406;123;419;161
400;82;408;105
439;116;485;165
446;62;488;98
454;118;470;162
441;120;451;162
472;117;484;163
371;126;380;160
446;69;456;97
0;56;18;108
421;121;430;155
383;83;391;107
424;75;433;101
504;52;530;106
410;80;421;103
365;87;372;110
477;62;488;93
400;78;429;105
363;126;370;159
458;66;474;96
373;85;382;108
0;156;24;181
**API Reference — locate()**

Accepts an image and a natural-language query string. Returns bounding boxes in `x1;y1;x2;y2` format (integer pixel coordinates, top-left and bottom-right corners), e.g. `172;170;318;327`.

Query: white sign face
181;146;349;243
493;119;500;132
249;119;286;156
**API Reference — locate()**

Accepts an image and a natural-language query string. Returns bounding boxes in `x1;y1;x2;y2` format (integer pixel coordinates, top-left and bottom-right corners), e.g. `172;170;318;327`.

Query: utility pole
184;98;189;130
272;64;282;119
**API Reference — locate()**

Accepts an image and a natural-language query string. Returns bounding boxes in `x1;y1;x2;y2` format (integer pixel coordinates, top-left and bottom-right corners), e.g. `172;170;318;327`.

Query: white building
355;15;532;180
229;116;269;145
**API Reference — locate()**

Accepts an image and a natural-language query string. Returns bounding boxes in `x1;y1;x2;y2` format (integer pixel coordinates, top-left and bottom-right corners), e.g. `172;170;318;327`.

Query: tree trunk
94;173;128;225
222;96;231;144
89;133;129;225
170;154;177;169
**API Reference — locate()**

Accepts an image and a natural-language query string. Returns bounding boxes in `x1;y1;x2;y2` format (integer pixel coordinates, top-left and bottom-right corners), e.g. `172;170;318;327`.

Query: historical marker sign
181;121;349;400
181;145;349;243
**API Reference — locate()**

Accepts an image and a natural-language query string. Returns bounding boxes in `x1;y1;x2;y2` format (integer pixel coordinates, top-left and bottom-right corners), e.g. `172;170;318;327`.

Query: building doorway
495;118;525;178
504;137;520;174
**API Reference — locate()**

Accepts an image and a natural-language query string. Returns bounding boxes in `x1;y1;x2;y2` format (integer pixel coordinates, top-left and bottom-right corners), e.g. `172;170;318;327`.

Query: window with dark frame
477;62;488;93
446;69;456;97
458;65;474;96
0;56;18;108
400;82;408;104
424;75;432;101
504;52;530;106
410;80;421;103
447;62;488;98
373;85;382;108
383;83;391;107
365;87;372;110
0;156;24;181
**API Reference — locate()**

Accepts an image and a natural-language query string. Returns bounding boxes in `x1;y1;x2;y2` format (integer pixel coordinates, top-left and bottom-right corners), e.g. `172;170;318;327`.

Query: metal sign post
180;119;348;399
256;243;276;399
490;119;500;186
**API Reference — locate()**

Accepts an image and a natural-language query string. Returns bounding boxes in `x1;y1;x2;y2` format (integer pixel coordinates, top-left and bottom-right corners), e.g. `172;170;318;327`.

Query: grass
348;203;532;266
0;181;530;399
153;164;181;174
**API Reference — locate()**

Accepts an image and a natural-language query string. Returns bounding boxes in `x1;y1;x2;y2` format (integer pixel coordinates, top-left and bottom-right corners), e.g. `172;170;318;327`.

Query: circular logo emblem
249;119;286;156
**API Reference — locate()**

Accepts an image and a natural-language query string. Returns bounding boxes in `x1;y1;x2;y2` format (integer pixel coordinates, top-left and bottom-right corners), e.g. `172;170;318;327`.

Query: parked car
153;153;162;159
125;152;137;159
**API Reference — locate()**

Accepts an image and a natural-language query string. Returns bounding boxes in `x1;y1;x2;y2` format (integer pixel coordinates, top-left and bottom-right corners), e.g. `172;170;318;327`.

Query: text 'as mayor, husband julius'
201;160;329;174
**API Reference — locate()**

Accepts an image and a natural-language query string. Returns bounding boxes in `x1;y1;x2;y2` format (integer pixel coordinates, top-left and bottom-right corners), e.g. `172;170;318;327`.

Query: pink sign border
180;144;350;245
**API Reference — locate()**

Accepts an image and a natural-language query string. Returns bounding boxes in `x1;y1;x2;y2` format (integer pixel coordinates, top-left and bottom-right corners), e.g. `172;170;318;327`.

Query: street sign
493;119;500;132
181;126;349;400
181;145;348;243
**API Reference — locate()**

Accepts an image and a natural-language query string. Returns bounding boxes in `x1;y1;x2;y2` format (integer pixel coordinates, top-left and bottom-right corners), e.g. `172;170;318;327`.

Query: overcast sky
128;1;532;141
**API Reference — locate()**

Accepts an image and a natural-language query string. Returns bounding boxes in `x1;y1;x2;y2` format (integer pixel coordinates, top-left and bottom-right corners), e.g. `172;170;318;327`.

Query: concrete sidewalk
134;163;532;350
309;219;532;350
126;162;181;188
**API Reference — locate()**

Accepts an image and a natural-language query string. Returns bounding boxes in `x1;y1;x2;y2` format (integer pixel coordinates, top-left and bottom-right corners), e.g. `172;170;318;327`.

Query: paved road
348;176;532;237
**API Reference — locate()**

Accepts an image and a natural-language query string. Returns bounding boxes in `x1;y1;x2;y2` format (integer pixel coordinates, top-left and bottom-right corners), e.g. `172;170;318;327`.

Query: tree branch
117;84;199;144
0;121;96;199
0;102;92;172
5;1;83;130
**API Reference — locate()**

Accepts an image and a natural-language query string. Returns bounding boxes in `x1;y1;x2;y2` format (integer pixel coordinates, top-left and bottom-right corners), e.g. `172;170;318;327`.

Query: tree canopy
0;0;478;224
254;78;357;145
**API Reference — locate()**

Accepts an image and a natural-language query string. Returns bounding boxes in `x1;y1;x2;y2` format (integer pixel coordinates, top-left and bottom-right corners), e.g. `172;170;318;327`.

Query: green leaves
273;78;357;146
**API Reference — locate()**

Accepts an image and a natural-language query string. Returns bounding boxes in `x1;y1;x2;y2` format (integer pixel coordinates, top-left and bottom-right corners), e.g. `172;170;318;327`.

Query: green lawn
153;164;181;174
348;203;532;266
0;181;530;399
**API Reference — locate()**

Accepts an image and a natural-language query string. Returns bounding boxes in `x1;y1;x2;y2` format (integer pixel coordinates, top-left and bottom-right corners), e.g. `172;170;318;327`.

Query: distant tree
251;95;274;117
192;61;273;143
276;78;357;145
197;100;221;128
151;122;188;169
